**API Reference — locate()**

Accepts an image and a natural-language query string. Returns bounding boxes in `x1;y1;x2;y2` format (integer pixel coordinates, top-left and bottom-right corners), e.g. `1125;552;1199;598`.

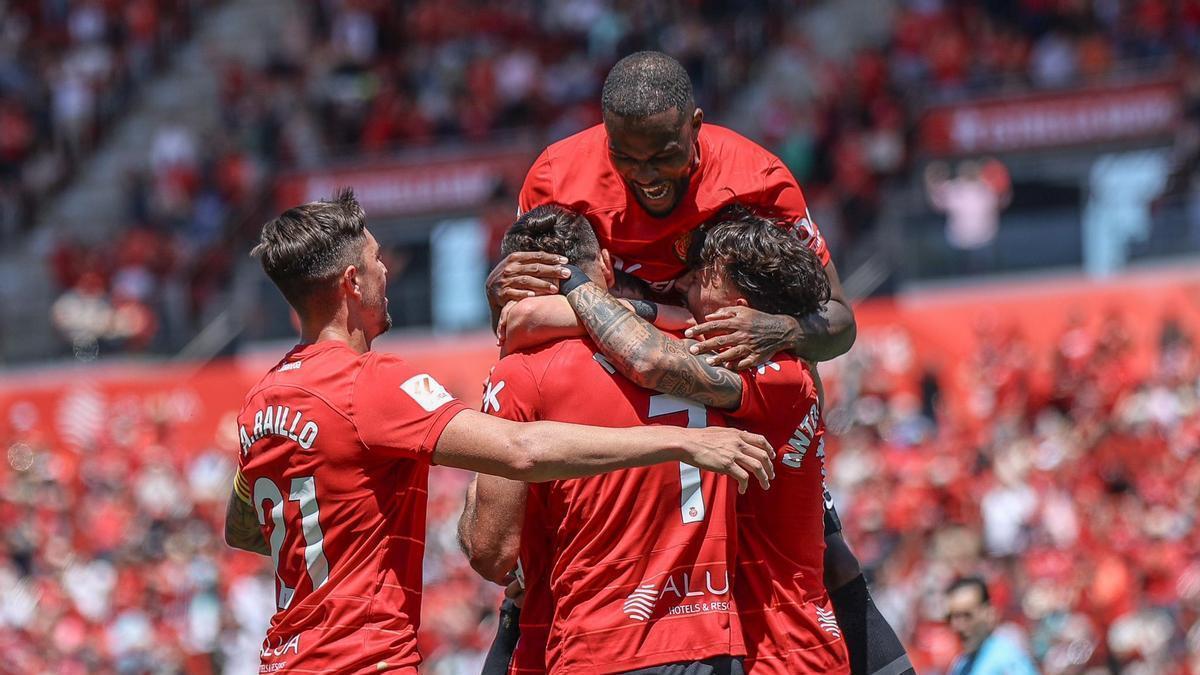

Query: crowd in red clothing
2;302;1196;673
821;310;1199;672
0;0;209;243
36;0;1200;357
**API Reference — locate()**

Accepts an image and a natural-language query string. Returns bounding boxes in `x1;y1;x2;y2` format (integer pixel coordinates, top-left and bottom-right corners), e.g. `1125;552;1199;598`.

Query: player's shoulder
697;124;790;204
239;342;365;425
534;125;625;210
506;337;595;379
247;342;361;394
700;124;781;168
544;123;607;154
743;353;814;387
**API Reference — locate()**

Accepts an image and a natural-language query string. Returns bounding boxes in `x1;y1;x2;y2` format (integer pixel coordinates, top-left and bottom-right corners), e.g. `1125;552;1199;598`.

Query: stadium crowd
0;0;210;243
27;0;1200;356
1;306;1196;673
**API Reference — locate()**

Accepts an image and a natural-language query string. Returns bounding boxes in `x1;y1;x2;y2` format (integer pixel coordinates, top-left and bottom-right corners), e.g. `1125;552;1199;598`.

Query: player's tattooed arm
224;478;269;556
563;276;743;409
499;295;688;354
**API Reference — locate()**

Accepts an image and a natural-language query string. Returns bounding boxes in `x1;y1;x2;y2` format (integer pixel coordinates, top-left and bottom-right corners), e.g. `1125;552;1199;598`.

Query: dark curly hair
601;51;694;124
692;205;830;317
500;204;599;265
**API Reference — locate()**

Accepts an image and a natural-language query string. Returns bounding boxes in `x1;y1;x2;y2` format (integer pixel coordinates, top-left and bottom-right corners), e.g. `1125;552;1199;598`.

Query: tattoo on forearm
226;493;270;555
566;283;742;408
626;299;658;323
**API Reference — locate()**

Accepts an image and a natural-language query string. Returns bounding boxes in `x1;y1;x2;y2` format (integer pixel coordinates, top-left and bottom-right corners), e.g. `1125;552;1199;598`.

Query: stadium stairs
1;0;296;364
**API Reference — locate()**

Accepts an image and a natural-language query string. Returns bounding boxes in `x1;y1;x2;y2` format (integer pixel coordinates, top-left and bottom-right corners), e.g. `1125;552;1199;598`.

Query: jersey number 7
254;476;331;609
648;394;708;524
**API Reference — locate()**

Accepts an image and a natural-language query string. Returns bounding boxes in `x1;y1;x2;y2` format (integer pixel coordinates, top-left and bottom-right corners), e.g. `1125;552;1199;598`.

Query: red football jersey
483;338;744;673
236;341;468;674
726;355;848;674
518;123;829;289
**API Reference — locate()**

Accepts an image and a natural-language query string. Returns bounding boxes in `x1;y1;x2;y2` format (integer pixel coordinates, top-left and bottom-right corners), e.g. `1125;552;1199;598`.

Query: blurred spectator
924;159;1012;274
946;577;1038;675
0;0;206;245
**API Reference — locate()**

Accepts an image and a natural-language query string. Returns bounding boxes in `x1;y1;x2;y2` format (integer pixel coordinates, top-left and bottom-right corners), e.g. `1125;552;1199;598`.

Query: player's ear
600;249;615;288
691;108;703;136
734;297;750;308
343;265;361;300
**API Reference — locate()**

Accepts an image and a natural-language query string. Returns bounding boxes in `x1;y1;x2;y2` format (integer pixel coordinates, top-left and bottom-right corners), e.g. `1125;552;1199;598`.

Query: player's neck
299;322;370;354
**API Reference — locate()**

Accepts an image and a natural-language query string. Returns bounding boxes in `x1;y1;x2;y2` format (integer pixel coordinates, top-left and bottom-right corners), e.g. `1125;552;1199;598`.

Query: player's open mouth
637;182;671;201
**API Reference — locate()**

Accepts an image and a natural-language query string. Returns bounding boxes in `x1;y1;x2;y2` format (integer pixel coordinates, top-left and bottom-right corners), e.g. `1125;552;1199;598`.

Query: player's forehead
605;109;688;154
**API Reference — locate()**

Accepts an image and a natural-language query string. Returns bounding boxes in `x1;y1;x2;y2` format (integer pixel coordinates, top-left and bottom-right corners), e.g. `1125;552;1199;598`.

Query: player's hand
685;306;799;370
496;301;515;347
678;427;775;494
487;252;571;309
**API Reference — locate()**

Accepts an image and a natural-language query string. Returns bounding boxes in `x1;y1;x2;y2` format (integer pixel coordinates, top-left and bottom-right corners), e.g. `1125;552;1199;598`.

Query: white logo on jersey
755;361;781;375
782;402;821;469
400;374;454;412
623;583;658;621
816;606;842;639
278;360;302;372
620;570;731;622
482;379;506;413
611;256;643;276
593;353;617;374
791;208;825;251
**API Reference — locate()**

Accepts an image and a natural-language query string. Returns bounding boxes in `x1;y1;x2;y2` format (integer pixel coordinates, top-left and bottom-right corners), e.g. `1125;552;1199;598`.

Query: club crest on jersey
673;231;694;262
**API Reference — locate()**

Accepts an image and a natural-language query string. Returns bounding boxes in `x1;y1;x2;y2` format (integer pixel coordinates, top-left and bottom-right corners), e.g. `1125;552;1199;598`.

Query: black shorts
481;598;522;675
823;490;843;537
620;656;745;675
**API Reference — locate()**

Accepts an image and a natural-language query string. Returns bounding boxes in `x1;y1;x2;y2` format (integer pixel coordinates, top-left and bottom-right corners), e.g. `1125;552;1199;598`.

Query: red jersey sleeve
353;353;468;461
761;160;831;266
728;358;815;433
481;355;541;422
518;149;555;214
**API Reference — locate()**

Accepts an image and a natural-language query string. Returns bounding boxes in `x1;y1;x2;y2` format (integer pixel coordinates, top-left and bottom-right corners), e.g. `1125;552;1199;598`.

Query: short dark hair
692;205;830;317
601;51;694;123
501;204;599;265
251;188;367;308
948;576;991;605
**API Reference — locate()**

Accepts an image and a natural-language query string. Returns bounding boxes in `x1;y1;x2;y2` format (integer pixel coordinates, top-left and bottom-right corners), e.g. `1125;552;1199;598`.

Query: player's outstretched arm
559;271;744;409
224;474;269;556
687;261;856;368
498;294;687;355
433;410;774;492
458;475;526;585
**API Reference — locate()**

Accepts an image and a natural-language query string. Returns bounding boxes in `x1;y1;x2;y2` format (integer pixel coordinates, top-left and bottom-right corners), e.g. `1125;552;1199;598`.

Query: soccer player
223;190;776;674
460;205;748;674
488;52;911;675
558;205;849;673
